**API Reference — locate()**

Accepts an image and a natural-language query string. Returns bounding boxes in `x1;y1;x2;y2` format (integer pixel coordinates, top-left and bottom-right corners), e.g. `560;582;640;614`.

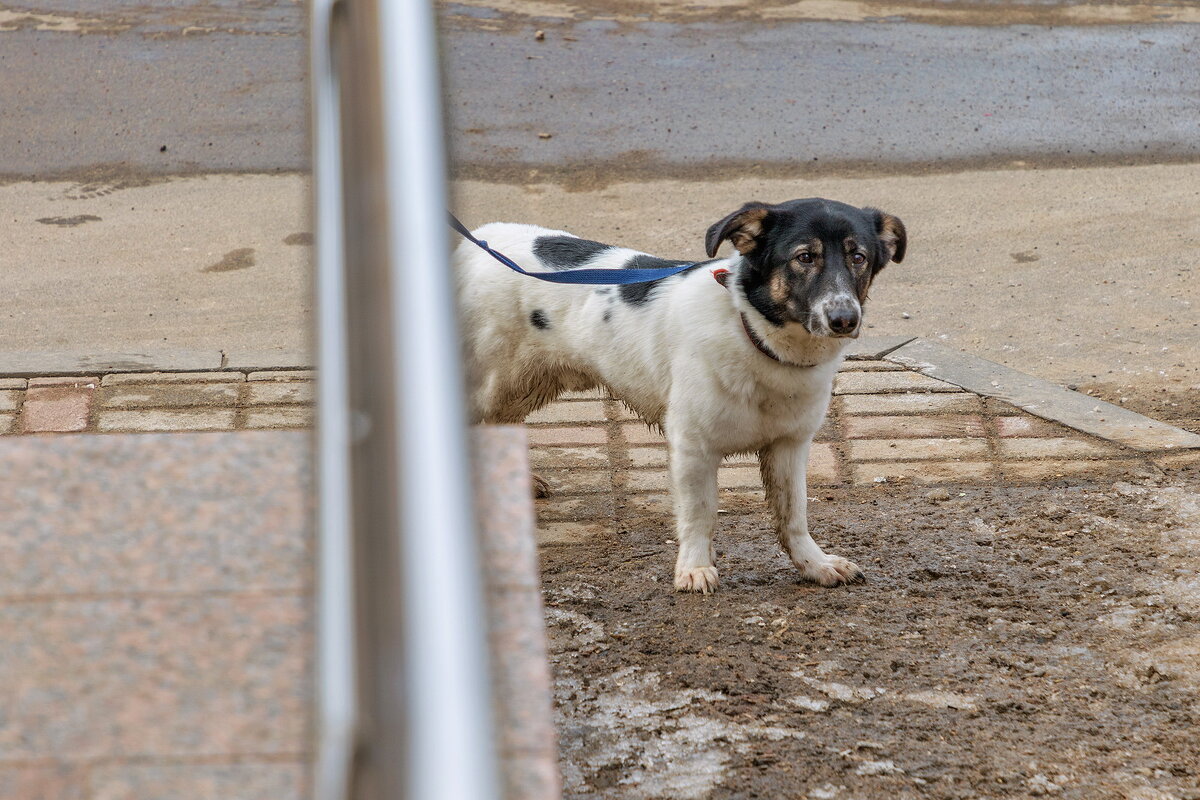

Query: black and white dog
456;198;907;593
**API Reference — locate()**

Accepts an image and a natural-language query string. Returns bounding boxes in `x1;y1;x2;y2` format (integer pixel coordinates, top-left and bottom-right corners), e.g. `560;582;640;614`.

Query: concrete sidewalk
3;164;1198;425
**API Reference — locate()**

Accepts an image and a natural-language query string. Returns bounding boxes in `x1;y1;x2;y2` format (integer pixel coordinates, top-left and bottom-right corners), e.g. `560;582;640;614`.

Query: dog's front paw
674;566;720;594
799;555;865;587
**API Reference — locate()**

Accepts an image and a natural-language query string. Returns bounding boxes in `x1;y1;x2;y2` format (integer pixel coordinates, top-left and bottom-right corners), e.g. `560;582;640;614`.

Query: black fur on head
705;198;907;333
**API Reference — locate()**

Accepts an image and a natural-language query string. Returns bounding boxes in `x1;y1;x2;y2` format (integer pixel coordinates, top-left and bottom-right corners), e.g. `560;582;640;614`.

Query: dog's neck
716;260;849;368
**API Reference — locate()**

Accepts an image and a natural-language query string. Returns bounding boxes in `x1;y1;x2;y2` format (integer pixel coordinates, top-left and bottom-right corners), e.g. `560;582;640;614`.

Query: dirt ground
539;468;1200;799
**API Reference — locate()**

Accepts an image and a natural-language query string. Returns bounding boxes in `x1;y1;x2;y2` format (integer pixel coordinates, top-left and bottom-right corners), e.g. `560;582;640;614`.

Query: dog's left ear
705;202;772;258
870;209;907;265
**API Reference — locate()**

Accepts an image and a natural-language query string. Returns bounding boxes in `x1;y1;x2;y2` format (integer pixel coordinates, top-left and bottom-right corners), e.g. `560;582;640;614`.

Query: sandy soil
540;470;1200;799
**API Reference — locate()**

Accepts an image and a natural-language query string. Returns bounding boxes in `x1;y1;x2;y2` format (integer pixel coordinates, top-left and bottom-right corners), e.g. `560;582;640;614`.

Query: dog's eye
795;252;813;264
851;253;867;266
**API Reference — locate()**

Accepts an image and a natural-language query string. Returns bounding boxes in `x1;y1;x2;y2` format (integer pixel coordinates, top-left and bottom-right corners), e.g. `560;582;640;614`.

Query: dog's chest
703;374;833;453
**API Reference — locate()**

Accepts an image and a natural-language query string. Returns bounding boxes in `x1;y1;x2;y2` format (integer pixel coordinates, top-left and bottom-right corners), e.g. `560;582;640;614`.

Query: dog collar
711;267;817;368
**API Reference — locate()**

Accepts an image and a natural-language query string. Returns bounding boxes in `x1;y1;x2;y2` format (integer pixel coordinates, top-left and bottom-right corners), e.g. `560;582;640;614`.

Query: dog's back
454;222;718;426
455;223;612;424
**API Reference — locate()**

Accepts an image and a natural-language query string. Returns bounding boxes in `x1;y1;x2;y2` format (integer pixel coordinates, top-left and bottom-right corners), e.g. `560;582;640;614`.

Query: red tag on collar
711;267;731;288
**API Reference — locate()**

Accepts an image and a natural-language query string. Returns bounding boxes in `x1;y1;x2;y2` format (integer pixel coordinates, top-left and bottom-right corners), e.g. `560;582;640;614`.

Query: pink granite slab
0;432;313;596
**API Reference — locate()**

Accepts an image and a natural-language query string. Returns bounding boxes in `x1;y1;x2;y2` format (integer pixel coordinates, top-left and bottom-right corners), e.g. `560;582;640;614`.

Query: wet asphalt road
0;2;1197;177
446;18;1200;175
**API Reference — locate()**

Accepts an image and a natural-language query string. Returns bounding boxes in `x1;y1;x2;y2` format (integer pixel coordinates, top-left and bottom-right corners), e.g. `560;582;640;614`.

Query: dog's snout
827;306;860;335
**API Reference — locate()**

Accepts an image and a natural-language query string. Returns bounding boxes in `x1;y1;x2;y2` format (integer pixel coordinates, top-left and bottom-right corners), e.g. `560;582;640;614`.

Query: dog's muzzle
810;295;861;338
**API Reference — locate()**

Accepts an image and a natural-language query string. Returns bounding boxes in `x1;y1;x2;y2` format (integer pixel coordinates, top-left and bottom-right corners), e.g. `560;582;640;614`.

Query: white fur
455;223;862;593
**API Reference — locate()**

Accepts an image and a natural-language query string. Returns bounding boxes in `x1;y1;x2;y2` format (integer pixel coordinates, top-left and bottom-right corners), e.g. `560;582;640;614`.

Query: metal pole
375;0;501;797
312;0;501;798
311;0;359;798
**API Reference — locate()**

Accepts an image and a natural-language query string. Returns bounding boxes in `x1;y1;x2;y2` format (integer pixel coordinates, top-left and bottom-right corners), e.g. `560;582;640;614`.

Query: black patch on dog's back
533;235;610;270
618;254;689;306
530;309;550;329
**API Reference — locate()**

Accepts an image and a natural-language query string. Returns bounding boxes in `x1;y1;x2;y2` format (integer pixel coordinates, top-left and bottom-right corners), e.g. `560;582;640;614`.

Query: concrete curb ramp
883;339;1200;453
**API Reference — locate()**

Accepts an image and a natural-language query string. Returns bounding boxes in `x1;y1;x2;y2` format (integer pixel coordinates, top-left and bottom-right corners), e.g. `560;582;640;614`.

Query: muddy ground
539;469;1200;799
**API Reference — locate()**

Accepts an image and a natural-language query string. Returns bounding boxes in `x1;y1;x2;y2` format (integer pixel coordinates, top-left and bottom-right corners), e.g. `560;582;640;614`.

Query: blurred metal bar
311;0;501;798
311;1;359;799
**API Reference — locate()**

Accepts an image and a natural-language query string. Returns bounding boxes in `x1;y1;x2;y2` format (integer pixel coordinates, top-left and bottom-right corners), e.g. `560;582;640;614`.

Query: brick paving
0;371;312;435
0;360;1193;496
3;358;1195;547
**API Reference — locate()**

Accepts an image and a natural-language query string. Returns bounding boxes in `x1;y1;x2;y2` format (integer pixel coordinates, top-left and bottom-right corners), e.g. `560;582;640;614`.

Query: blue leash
448;212;704;285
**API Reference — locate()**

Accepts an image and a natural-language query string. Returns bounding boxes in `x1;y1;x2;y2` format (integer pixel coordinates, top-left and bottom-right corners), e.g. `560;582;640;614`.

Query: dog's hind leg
476;368;591;499
760;439;864;587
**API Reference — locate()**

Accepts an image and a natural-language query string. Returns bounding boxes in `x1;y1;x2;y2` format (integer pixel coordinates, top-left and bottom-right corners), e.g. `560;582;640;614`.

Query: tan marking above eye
791;240;822;266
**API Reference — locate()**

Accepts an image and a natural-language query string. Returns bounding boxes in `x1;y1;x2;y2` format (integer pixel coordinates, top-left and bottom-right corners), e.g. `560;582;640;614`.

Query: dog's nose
827;307;859;335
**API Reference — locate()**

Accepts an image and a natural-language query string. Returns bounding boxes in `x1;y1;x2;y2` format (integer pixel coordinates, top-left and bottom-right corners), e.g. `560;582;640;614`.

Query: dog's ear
705;202;772;258
870;209;907;265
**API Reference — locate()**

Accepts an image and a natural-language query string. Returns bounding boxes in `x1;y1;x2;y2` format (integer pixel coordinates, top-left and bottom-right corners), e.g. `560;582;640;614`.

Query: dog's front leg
760;438;864;587
669;439;722;593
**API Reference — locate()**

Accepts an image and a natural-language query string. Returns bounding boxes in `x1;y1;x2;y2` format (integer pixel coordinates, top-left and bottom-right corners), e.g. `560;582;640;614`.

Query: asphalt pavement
2;1;1198;177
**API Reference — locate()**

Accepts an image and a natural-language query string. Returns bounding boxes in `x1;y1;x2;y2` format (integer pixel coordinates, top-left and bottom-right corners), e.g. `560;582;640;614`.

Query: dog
456;198;907;593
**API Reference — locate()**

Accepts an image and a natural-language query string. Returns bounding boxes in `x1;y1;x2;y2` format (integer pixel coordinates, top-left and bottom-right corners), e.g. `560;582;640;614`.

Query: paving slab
249;370;316;382
0;432;313;596
886;339;1200;452
0;427;561;800
0;594;311;760
847;437;991;462
843;414;987;439
87;763;308;800
0;350;224;377
852;459;998;485
98;382;241;409
20;383;92;432
244;406;315;429
245;381;315;406
96;407;237;432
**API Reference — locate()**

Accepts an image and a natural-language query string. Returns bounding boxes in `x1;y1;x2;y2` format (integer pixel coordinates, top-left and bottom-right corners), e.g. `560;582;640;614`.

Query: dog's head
705;198;906;338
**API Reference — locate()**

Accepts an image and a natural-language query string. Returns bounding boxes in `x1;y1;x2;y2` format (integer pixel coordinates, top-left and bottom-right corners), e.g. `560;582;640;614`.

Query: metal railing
311;2;501;798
